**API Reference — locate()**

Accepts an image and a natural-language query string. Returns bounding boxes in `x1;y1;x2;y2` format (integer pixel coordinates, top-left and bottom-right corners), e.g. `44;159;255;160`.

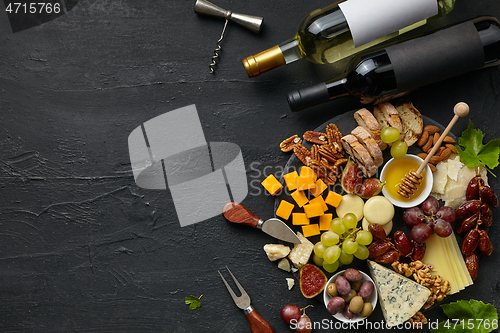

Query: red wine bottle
287;17;500;112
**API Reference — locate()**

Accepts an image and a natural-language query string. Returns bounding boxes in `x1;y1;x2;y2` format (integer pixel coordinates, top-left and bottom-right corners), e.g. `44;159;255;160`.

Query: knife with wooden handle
223;202;301;243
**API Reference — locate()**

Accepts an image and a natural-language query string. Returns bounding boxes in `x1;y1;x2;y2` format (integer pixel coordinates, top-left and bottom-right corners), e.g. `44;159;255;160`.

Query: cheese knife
222;202;301;244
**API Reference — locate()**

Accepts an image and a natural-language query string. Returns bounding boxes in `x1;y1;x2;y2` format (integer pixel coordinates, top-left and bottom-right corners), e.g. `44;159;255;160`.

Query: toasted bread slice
351;126;384;168
354;108;387;151
373;102;404;141
396;101;423;147
341;134;377;178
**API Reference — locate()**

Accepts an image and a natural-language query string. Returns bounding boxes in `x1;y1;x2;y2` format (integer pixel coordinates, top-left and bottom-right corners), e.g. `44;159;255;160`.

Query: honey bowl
380;154;433;208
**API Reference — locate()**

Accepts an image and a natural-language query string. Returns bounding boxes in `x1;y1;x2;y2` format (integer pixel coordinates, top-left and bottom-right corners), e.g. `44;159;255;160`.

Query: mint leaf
431;300;498;333
185;294;203;310
456;120;500;175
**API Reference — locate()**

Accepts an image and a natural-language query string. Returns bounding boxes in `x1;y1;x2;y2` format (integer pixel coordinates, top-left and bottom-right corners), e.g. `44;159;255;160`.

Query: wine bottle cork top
242;45;286;77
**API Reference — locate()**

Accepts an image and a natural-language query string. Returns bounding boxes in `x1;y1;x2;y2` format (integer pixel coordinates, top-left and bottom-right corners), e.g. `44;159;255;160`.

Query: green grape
339;250;354;265
342;213;358;230
330;218;347;235
342;238;358;254
313;254;324;266
321;231;340;246
381;126;401;144
314;241;326;258
356;230;373;246
323;245;341;264
390;140;408;159
323;260;339;273
354;244;370;260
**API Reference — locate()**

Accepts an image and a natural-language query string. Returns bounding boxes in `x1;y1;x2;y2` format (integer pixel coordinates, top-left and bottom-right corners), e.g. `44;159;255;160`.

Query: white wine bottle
286;17;500;111
243;0;455;77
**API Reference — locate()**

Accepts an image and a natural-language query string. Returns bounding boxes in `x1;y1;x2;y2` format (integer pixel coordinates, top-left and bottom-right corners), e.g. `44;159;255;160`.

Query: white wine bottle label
386;21;485;92
339;0;438;47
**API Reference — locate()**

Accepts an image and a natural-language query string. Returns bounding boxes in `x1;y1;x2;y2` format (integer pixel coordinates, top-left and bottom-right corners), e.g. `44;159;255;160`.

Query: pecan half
280;135;302;152
303;131;327;145
326;123;343;152
293;144;312;166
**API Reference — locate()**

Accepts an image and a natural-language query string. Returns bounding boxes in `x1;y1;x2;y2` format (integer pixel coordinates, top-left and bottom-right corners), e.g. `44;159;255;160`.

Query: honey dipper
397;102;470;198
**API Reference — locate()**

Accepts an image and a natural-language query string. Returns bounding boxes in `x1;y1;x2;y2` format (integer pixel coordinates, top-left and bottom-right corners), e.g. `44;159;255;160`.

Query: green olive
349;296;364;314
343;289;357;303
360;302;374;317
326;283;338;297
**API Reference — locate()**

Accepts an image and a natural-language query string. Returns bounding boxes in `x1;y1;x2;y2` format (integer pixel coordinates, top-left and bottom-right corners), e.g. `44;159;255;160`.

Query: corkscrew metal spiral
209;19;228;74
194;0;263;74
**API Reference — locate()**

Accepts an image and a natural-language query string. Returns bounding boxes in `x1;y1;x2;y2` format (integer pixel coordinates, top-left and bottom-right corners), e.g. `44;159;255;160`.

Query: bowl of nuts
323;268;377;323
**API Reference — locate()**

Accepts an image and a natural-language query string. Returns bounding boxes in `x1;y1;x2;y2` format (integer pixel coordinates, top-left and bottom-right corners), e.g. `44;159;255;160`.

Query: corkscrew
194;0;263;73
397;102;470;199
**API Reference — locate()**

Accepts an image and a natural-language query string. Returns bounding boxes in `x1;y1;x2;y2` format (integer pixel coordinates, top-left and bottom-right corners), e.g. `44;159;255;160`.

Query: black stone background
1;1;500;332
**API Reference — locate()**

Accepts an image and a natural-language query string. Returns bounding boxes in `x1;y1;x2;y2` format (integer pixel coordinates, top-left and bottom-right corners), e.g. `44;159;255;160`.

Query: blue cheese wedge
367;260;431;327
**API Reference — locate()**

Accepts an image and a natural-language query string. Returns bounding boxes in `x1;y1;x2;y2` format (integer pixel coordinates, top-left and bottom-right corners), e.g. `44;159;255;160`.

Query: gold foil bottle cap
242;45;286;77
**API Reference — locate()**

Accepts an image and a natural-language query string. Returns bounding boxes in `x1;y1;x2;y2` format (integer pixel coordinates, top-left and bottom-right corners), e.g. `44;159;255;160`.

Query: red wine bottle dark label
386;21;485;92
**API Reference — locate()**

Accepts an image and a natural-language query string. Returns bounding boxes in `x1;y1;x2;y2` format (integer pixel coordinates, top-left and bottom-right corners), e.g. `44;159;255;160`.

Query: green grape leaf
185;294;203;310
431;299;498;333
456;120;500;176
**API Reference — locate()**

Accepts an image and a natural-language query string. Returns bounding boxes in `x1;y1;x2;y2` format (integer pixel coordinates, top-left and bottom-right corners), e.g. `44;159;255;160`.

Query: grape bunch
381;126;408;159
456;173;498;280
402;196;456;243
313;213;373;273
367;223;426;264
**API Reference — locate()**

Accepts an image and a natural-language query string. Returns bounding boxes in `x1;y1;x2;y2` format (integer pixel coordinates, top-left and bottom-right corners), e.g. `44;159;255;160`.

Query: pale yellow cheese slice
422;233;459;294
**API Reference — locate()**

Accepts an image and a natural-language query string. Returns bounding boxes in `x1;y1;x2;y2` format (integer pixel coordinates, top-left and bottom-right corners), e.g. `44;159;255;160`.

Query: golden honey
384;158;426;201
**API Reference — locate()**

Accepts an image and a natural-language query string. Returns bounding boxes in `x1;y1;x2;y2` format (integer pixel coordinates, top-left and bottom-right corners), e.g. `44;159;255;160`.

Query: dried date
411;241;426;261
462;229;479;256
456;212;479;235
394;231;414;257
466;176;480;201
368;241;390;259
465;254;479;281
480;186;499;208
456;200;481;219
480;203;493;228
374;250;400;264
478;230;493;257
368;223;387;242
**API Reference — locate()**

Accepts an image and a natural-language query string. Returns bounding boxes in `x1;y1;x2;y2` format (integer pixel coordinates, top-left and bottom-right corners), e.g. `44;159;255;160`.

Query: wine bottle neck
279;38;303;64
242;45;286;78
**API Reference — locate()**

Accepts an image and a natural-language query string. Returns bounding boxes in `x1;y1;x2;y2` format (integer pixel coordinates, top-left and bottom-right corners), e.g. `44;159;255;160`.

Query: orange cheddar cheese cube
303;202;324;218
300;166;317;180
291;190;309;208
283;171;299;191
319;214;333;230
325;191;343;207
292;213;310;226
296;175;316;191
276;200;294;220
261;174;282;196
309;195;328;212
302;224;320;238
310;178;328;197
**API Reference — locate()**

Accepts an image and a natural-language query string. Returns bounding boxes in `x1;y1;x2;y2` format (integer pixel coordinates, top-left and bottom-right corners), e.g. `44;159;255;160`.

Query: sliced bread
373;102;404;141
341;134;377;178
396;101;423;147
353;108;387;151
351;126;384;168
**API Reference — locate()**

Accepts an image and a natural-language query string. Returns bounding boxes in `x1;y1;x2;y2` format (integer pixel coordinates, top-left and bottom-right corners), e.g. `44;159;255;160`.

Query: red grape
403;207;425;227
280;304;301;324
411;223;432;243
296;315;312;333
420;196;439;215
434;218;453;237
436;206;456;224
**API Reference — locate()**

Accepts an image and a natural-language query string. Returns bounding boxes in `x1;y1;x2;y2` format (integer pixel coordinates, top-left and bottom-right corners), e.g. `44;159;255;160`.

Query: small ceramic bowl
380;154;433;208
323;270;377;323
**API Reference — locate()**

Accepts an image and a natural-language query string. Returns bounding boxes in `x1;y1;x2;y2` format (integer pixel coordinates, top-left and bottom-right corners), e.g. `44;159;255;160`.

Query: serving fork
218;267;274;333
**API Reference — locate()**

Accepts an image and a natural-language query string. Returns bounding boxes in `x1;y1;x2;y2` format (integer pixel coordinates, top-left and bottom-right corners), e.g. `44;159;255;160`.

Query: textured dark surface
1;1;500;332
